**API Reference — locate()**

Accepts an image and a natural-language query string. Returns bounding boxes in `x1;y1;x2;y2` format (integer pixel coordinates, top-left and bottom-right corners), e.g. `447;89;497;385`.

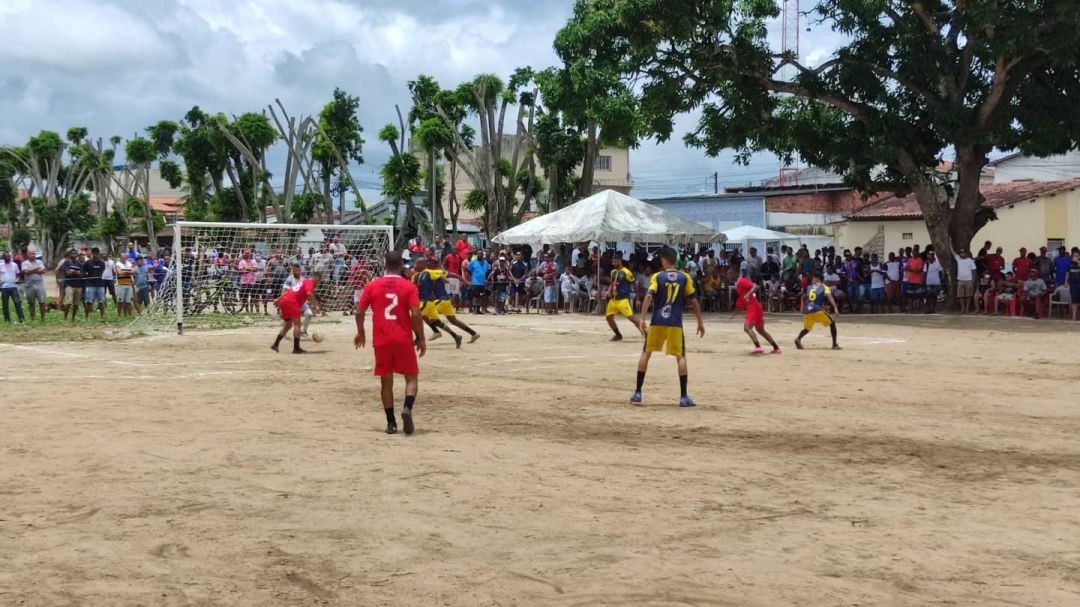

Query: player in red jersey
734;268;780;354
271;271;320;354
355;251;426;435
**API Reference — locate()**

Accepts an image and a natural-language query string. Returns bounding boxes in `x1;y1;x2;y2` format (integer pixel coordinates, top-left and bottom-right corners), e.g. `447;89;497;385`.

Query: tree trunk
449;158;460;240
578;120;598;200
548;164;560;212
224;162;249;222
143;164;159;255
322;174;333;223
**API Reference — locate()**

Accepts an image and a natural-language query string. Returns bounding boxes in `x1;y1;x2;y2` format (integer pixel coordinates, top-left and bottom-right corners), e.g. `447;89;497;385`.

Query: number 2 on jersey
384;293;399;320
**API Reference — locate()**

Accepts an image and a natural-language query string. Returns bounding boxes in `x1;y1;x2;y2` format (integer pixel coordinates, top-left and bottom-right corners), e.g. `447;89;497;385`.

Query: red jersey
359;275;419;348
444;253;462;275
735;276;756;309
280;277;314;307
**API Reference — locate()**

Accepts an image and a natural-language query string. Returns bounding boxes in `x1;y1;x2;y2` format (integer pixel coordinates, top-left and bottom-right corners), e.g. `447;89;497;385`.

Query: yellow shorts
435;300;455;317
802;310;834;331
421;300;440;321
605;298;633;318
645;325;685;357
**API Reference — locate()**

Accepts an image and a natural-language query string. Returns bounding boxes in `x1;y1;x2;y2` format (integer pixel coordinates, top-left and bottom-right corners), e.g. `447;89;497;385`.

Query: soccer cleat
292;348;307;354
611;334;623;342
794;339;804;350
454;335;463;349
385;422;397;434
679;396;696;407
469;334;481;344
430;332;442;341
270;344;279;352
752;346;765;354
402;410;414;435
771;348;782;355
630;391;643;404
832;344;842;350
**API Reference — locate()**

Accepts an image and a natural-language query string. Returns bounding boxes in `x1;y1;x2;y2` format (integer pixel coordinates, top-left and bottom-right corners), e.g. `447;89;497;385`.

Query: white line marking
0;371;243;381
0;344;89;358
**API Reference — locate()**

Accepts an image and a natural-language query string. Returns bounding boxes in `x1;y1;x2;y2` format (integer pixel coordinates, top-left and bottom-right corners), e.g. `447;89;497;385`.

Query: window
594;155;612;171
1048;238;1064;251
901;232;913;240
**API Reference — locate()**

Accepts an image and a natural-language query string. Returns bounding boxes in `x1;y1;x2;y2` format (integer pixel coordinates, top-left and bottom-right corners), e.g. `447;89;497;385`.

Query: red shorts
744;301;765;329
280;301;301;321
373;343;419;377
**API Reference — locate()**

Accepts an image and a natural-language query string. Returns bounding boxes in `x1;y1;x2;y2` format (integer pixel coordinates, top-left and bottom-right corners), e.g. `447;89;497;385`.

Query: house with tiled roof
834;179;1080;255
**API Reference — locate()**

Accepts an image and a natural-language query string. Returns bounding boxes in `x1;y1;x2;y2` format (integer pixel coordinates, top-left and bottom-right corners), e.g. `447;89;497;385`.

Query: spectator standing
905;249;926;311
1069;250;1080;321
985;247;1005;279
1054;246;1072;287
491;254;511;315
1037;247;1054;283
924;251;943;313
114;255;136;317
61;250;85;321
954;249;978;314
101;252;117;308
1012;248;1031;281
869;254;886;313
126;241;139;261
560;266;580;312
746;247;763;283
1;252;25;323
134;256;150;313
468;252;490;314
538;253;559;315
885;252;902;310
20;248;47;321
82;247;107;320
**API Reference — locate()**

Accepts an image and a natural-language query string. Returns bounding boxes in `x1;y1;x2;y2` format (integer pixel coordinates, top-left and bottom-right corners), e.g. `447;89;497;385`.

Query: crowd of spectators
5;234;1080;325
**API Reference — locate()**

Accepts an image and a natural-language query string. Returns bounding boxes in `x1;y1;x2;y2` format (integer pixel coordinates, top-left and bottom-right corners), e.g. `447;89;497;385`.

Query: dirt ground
2;311;1080;606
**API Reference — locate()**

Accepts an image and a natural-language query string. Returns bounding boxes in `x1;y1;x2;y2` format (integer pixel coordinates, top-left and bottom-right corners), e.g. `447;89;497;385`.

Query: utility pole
713;172;719;194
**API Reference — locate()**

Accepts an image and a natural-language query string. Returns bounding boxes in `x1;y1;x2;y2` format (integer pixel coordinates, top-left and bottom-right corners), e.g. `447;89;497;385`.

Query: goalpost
139;221;393;334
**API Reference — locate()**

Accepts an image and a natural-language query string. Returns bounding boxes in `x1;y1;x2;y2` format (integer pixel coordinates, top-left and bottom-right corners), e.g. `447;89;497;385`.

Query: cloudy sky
0;0;839;200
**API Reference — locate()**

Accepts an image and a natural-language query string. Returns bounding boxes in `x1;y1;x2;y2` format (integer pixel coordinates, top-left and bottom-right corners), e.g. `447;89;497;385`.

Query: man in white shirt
868;254;887;314
20;249;48;321
925;251;944;313
954;249;978;314
101;253;117;308
1;252;26;323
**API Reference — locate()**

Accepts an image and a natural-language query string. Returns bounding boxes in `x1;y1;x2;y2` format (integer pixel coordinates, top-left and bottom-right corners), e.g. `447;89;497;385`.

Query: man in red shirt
1012;248;1031;281
985;247;1005;279
272;270;320;354
355;252;426;435
735;269;780;354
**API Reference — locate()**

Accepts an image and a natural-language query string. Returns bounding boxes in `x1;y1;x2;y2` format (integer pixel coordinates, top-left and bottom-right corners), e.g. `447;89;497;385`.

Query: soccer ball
311;332;325;343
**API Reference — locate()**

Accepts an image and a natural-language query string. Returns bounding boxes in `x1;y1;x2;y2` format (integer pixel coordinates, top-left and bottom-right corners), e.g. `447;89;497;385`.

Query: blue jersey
417;271;438;301
803;283;831;313
421;269;450;300
648;269;696;327
611;267;634;299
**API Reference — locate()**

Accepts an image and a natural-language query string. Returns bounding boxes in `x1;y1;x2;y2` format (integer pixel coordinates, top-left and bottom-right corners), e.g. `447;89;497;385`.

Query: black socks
635;371;646;392
679;375;688;398
385;408;395;423
273;334;284;348
403;395;415;413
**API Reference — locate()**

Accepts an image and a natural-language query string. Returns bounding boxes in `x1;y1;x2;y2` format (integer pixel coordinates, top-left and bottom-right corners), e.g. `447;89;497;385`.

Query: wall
593;147;632;192
767;212;846;229
973;198;1046;254
644;195;766;232
994;151;1080;183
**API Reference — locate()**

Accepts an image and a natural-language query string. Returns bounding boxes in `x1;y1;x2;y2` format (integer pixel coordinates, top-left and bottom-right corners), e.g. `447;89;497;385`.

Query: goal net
139;221;393;334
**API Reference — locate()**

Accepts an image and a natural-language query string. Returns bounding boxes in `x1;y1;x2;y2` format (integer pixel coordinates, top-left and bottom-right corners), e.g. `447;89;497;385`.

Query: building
835;179;1080;255
643;193;766;233
414;135;632;222
987;151;1080;184
723;183;879;234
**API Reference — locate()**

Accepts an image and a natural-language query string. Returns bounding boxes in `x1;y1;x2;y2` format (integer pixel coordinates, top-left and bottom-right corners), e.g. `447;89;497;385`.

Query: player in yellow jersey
606;252;643;341
420;257;480;347
795;272;841;350
632;247;705;407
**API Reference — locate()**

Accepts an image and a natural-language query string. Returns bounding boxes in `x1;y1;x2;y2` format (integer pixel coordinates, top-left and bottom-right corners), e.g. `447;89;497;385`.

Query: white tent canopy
491;189;725;246
721;225;797;243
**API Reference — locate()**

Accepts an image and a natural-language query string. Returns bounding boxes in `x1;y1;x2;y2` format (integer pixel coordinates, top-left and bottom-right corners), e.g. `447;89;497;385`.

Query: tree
378;118;423;249
312;88;366;223
2;130;96;264
221;112;277;222
532;111;585;212
123;136;161;254
558;0;1080;289
408;75;477;239
174;106;229;221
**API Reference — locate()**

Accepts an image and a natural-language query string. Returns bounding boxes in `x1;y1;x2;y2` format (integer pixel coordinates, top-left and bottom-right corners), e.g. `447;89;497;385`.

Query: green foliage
380;153;422;201
378;124;400;144
313;88;365;171
124;137;155;166
147;121;180;157
414;118;453;152
534;112;585;205
29;193;96;252
159;160;183;189
27;131;63;160
291;192;324;224
175;106;229;211
66;127;88;145
462;188;487;213
93;207;128;243
557;0;1080;253
229;113;277;156
208;188;252;222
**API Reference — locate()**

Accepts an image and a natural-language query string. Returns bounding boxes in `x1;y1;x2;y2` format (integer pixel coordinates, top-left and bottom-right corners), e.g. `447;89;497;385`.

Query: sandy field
2;311;1080;606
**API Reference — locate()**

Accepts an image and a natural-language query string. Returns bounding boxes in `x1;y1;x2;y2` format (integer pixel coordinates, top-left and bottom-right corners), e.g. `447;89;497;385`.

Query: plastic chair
1049;286;1071;318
